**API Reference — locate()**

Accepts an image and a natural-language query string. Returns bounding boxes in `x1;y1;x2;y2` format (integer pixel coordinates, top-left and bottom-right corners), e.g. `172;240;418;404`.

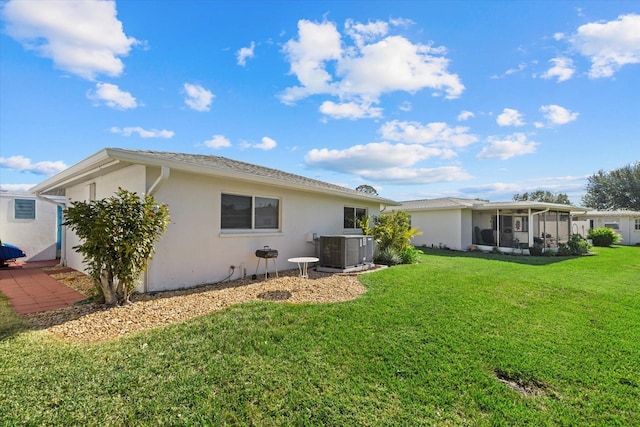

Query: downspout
530;208;550;247
147;166;170;196
144;166;170;293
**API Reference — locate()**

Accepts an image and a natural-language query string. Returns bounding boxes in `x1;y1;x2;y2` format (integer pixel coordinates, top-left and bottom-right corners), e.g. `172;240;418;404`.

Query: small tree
361;210;422;264
63;188;170;306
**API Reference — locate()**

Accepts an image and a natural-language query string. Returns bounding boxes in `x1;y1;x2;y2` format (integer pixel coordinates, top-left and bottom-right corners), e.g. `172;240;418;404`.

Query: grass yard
1;246;639;425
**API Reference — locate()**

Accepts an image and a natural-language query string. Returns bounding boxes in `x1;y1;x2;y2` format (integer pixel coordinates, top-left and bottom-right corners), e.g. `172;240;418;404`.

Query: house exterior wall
0;192;61;261
64;164;147;273
63;166;382;292
409;209;465;250
590;216;640;245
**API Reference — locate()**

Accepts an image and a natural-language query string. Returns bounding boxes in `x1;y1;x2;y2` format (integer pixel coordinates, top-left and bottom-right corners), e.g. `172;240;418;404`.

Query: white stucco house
572;210;640;246
0;191;64;261
386;197;585;253
31;148;398;292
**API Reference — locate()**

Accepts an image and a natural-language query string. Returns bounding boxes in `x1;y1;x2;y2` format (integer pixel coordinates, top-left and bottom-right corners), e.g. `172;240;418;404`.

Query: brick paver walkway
0;261;86;314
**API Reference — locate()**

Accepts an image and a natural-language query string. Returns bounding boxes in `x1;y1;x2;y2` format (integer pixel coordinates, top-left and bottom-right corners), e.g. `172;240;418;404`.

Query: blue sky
1;1;638;205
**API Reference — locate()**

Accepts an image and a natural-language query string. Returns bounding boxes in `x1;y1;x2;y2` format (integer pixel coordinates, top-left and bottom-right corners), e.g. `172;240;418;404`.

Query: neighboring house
572;210;640;246
31;148;398;292
386;197;584;253
0;191;64;261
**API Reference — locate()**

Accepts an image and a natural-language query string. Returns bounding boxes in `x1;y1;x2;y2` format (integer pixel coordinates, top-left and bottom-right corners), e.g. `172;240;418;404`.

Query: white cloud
237;41;255;66
378;120;478;148
571;13;640;78
541;57;575;82
0;155;67;175
540;104;578;125
319;100;383;119
203;135;231;149
183;83;214;112
305;142;450;172
457;110;475;121
0;183;34;192
477;133;538;160
491;62;527;79
280;18;464;117
496;108;525;127
2;0;137;80
345;19;389;48
110;127;174;138
398;101;412;112
357;166;473;184
253;136;278;151
88;83;137;109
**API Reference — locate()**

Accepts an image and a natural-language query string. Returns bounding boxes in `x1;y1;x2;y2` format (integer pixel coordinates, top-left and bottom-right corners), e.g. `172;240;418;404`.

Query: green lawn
1;246;639;426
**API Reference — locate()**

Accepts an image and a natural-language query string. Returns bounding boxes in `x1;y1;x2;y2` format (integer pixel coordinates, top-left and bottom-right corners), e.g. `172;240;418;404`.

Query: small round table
287;257;319;279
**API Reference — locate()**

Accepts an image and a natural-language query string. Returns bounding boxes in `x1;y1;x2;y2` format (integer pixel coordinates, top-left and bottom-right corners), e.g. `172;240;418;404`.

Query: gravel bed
25;267;372;343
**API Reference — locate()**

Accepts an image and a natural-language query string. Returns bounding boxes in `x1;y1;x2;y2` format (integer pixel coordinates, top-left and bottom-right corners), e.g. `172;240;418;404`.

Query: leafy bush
360;210;422;265
399;246;421;264
556;243;572;256
588;227;622;247
567;233;590;255
375;247;402;266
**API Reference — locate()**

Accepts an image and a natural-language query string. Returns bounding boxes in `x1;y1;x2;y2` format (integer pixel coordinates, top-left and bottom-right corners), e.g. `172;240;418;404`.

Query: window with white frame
14;199;36;219
635;218;640;230
344;206;367;229
221;193;279;231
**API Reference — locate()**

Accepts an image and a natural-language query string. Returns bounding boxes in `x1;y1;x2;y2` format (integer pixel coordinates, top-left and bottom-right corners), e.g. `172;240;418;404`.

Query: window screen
15;199;36;219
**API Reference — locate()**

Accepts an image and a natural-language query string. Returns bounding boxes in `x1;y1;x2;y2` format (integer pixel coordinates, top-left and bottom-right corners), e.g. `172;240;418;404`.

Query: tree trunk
100;268;119;306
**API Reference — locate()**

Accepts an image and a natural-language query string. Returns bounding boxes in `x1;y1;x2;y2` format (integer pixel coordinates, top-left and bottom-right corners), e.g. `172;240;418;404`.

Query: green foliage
582;162;640;210
63;188;170;306
371;210;421;253
567;233;590;255
399;246;422;264
375;247;402;266
354;184;378;195
588;227;622;247
513;190;572;205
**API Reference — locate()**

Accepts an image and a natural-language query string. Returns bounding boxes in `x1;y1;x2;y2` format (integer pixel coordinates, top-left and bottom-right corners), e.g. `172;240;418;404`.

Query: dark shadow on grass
416;246;591;266
0;295;29;341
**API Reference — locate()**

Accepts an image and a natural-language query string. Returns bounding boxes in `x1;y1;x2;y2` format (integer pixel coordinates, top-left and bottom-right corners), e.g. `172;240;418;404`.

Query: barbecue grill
254;246;279;279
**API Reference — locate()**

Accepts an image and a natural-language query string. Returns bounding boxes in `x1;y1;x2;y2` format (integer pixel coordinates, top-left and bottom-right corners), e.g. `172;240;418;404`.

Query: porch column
496;209;500;247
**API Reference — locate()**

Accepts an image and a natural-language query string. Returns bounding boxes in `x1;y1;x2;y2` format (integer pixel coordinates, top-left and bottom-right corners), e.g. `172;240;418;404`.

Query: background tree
582;162;640;211
355;184;378;195
63;188;170;307
513;190;571;205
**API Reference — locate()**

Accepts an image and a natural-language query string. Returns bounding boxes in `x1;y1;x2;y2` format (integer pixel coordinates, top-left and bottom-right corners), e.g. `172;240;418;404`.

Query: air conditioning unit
319;235;374;269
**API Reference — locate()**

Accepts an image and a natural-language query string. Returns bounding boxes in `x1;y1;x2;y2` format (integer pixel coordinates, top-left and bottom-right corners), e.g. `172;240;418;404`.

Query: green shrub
399;246;421;264
375;247;402;266
567;233;590;255
557;243;572;256
588;227;622;247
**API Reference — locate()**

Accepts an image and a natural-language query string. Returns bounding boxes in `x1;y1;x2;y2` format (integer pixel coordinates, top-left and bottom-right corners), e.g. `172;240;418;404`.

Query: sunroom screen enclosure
472;206;572;251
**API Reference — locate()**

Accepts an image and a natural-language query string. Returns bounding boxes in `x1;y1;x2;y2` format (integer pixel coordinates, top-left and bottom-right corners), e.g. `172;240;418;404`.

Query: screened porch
472;207;572;253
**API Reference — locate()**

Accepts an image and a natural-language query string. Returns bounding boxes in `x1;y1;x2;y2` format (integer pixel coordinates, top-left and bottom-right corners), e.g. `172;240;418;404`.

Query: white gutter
143;166;170;293
38;159;121;195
